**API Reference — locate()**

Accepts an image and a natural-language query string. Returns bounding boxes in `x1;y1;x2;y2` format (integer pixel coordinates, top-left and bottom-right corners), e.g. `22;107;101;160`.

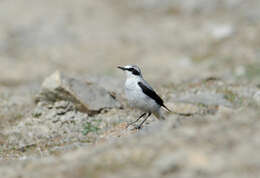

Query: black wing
138;81;171;112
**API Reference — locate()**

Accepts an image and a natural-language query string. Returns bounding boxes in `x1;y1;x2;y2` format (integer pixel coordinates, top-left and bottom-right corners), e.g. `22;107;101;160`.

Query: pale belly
125;82;160;113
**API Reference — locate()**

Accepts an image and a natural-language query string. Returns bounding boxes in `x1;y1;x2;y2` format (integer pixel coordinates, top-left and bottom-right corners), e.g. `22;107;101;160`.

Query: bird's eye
132;69;140;75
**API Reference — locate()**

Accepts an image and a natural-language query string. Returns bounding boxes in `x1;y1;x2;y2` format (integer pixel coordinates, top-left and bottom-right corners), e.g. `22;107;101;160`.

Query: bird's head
117;65;142;79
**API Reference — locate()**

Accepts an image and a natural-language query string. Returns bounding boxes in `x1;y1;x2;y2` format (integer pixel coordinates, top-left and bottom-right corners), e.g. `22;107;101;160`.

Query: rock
35;71;121;115
3;99;90;153
208;24;234;40
253;90;260;104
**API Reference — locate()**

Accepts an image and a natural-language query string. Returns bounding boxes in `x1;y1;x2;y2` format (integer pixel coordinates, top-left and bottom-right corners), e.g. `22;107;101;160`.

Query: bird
118;65;171;129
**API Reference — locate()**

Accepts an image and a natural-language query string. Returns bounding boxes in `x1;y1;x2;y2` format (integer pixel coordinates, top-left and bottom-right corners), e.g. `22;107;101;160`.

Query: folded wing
138;81;171;112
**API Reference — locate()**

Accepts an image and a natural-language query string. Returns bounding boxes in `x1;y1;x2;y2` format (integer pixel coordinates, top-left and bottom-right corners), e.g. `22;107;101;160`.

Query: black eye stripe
126;68;140;75
126;68;138;75
126;68;134;71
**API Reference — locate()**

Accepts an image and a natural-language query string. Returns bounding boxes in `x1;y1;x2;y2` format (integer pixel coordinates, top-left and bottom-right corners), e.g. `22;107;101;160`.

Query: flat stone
35;71;121;114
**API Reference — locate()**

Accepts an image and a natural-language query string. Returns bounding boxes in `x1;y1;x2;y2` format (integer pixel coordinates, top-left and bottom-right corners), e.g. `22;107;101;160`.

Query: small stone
253;90;260;104
208;24;234;40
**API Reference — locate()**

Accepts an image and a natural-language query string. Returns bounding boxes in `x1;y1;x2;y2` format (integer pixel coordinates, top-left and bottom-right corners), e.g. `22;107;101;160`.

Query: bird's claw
126;123;142;130
135;125;142;130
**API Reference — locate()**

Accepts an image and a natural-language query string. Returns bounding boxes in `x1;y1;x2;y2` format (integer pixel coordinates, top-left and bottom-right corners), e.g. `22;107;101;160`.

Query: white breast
124;78;160;113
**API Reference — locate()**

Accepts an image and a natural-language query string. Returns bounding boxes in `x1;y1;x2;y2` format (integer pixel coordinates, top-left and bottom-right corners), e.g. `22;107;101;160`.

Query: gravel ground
0;0;260;177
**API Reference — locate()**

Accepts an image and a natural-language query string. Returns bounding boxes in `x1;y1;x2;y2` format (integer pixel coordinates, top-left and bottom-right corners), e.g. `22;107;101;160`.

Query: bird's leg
127;113;146;128
136;113;151;129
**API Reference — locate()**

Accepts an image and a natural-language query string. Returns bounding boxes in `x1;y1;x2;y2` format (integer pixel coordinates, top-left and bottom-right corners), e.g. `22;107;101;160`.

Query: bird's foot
127;124;142;130
135;125;142;130
134;125;142;130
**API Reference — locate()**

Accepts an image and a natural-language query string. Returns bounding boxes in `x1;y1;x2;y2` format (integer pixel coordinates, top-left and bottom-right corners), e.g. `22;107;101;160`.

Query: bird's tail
162;104;171;112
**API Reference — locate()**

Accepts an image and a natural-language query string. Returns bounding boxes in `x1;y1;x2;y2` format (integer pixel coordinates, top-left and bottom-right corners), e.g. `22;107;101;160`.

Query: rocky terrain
0;0;260;177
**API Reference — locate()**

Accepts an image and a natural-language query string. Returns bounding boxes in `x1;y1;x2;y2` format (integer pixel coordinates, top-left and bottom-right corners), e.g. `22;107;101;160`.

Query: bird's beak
117;66;126;71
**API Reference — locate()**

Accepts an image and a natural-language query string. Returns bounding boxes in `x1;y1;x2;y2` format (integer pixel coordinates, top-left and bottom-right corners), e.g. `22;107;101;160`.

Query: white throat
125;71;142;81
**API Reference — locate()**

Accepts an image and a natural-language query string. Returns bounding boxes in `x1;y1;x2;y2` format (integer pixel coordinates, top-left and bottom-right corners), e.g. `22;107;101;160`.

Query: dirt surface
0;0;260;177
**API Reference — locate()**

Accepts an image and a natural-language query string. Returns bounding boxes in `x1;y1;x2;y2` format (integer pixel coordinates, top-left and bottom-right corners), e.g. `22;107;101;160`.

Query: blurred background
1;0;260;85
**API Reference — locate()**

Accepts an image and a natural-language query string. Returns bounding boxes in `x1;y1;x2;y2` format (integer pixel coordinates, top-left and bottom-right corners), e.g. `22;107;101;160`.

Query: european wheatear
118;65;171;129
